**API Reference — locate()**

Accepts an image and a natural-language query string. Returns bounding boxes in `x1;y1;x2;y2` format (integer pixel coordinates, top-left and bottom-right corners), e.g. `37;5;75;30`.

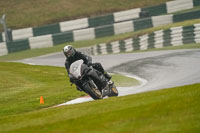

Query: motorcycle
69;59;118;100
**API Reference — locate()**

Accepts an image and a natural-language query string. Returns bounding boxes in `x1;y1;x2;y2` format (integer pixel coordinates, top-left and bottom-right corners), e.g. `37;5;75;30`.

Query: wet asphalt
109;49;200;95
16;49;200;96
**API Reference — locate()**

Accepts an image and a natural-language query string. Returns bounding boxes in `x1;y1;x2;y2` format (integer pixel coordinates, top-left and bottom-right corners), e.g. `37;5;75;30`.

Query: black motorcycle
69;60;118;100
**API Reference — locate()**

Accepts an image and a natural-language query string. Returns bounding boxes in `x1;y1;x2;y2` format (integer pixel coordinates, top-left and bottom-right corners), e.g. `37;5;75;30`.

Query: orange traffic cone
40;96;44;104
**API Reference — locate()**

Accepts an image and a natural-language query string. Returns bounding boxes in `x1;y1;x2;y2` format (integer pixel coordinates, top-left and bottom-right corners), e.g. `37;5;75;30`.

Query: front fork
87;68;107;90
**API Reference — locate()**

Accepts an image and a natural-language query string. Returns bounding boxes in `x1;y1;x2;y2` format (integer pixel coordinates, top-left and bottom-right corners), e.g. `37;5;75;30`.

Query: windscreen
69;60;84;79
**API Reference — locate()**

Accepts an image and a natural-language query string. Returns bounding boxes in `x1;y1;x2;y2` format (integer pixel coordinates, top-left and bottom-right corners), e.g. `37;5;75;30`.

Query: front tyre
84;80;103;100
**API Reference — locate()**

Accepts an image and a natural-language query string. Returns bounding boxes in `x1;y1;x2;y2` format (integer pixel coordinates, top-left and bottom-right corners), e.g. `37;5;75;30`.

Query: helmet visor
64;48;74;58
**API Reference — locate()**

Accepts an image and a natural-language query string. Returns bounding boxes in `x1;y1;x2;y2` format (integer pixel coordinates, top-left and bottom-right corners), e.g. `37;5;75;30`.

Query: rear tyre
108;84;118;97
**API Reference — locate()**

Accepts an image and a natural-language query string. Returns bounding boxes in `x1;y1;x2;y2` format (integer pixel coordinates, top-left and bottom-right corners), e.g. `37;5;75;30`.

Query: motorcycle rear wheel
108;84;119;97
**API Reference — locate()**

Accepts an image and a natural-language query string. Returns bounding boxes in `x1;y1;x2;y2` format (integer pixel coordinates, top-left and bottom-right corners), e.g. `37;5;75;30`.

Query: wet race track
17;49;200;105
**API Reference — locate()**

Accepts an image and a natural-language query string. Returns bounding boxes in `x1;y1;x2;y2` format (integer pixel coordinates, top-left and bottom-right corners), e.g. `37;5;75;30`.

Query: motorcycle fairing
69;60;83;79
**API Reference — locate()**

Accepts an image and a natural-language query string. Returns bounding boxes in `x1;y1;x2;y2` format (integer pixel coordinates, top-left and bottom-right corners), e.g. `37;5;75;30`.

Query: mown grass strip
0;62;84;116
0;83;199;133
122;43;200;54
0;0;170;30
0;62;137;117
112;74;140;87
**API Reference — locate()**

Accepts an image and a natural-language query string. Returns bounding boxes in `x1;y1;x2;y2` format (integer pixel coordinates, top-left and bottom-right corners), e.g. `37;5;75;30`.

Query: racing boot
104;72;112;81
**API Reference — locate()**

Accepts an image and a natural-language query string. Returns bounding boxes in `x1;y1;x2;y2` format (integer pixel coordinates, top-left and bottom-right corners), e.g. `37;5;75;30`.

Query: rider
63;45;111;89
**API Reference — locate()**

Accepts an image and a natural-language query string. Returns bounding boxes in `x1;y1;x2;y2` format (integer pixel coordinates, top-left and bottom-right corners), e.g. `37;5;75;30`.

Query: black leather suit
65;51;105;81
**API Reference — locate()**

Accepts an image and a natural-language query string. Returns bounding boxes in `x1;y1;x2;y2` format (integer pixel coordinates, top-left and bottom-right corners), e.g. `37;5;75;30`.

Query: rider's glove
87;61;92;67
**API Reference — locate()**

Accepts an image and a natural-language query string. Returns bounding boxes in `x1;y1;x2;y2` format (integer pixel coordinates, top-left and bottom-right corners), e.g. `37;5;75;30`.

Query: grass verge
111;74;140;87
1;18;200;62
0;82;199;133
122;43;200;54
0;62;82;116
173;6;200;15
0;62;138;117
0;0;170;30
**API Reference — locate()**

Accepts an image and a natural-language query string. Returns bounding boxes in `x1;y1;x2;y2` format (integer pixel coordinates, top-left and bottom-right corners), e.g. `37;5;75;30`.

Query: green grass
1;18;200;62
122;43;200;54
0;62;138;117
0;82;199;133
0;0;170;30
111;74;140;87
173;6;200;15
0;62;84;116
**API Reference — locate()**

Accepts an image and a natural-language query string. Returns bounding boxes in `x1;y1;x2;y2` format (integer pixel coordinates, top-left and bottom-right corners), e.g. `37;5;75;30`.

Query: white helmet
63;45;76;58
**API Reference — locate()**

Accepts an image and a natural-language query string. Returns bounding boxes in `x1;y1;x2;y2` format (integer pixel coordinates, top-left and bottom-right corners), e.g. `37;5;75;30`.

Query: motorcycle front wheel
83;80;103;100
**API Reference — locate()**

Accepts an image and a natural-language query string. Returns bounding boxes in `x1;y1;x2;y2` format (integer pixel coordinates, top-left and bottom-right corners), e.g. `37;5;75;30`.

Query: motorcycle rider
63;45;111;90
